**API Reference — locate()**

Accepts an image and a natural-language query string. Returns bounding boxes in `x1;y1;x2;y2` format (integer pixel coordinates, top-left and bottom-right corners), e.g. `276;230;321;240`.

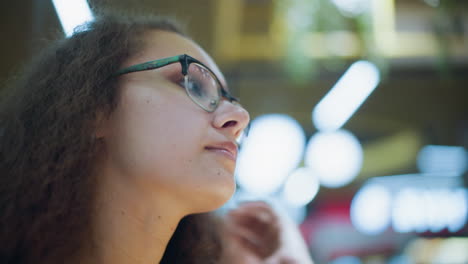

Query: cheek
104;86;207;183
102;85;235;210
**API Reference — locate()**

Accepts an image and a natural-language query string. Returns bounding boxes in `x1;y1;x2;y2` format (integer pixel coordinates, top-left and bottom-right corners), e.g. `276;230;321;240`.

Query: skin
220;202;281;264
220;202;315;264
78;30;250;264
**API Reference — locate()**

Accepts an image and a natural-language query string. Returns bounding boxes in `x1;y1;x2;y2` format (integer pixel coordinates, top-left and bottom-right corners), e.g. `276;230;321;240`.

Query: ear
94;111;109;139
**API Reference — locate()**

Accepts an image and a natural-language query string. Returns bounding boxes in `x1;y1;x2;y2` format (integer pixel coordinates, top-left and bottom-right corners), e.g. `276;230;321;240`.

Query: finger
225;209;281;258
229;226;277;259
228;207;280;237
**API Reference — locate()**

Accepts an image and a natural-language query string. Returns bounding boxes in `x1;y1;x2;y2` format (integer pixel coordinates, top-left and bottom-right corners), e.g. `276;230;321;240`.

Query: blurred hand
220;201;314;264
223;201;281;259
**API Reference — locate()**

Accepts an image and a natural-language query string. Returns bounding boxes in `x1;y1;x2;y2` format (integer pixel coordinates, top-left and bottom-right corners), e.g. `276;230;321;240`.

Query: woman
0;12;249;264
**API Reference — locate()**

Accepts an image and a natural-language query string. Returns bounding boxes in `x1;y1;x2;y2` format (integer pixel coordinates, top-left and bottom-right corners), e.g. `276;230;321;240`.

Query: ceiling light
312;61;380;132
52;0;94;37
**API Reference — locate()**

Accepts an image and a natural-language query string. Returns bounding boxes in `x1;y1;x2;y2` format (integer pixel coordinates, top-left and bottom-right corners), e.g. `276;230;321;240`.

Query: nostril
222;120;237;128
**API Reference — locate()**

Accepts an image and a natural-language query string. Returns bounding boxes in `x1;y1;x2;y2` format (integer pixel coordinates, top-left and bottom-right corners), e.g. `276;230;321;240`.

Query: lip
205;141;238;161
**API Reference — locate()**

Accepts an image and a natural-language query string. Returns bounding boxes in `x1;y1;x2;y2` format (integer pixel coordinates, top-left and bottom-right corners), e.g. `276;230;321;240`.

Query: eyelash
167;72;186;89
167;70;239;103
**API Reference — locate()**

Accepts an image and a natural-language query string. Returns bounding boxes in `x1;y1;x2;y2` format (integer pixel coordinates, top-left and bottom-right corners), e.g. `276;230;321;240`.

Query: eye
174;74;205;99
186;79;203;97
175;77;186;90
184;76;205;98
170;71;187;89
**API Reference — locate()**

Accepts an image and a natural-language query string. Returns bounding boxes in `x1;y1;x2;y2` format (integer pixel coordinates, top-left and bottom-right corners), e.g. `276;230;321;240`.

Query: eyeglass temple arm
115;55;184;76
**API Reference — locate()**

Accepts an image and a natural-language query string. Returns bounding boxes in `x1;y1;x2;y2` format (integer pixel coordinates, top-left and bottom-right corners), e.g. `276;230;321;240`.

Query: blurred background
1;0;467;263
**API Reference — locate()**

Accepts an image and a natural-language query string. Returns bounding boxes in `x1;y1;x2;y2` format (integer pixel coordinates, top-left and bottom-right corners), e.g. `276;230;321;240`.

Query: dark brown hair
161;212;223;264
0;12;212;264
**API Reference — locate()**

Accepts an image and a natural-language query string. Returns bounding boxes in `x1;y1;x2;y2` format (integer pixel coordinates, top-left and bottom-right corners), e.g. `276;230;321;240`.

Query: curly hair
0;12;203;264
161;213;223;264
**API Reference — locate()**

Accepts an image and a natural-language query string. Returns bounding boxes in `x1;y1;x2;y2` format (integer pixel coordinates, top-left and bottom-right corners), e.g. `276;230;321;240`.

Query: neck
77;168;185;264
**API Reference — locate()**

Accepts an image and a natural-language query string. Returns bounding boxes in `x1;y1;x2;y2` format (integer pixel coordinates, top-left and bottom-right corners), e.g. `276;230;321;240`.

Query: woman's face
100;30;249;213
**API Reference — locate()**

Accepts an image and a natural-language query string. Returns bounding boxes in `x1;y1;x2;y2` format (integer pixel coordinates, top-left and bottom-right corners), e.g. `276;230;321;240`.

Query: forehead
125;30;227;87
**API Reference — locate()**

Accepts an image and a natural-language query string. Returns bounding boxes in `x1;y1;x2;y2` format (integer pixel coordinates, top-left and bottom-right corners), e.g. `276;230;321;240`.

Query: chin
192;180;236;214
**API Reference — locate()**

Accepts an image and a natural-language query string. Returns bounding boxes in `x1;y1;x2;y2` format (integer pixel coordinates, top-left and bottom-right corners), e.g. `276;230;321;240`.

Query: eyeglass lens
184;61;250;144
184;63;220;112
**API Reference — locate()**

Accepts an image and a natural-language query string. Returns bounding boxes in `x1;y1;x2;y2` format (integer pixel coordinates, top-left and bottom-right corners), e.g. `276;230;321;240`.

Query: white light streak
312;61;380;132
52;0;94;37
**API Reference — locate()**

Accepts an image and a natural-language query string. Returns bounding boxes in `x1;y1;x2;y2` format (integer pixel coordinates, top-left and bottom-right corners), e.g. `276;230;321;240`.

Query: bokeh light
417;145;467;176
282;167;320;207
392;188;468;233
331;0;371;17
305;130;363;188
351;184;392;235
236;114;306;195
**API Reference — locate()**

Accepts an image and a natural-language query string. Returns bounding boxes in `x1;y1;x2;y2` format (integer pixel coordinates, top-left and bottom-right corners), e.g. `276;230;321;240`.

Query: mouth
205;142;238;161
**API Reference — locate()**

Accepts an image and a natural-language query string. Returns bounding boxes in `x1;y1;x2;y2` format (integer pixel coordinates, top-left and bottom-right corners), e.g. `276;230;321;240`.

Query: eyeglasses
115;54;239;113
115;54;249;143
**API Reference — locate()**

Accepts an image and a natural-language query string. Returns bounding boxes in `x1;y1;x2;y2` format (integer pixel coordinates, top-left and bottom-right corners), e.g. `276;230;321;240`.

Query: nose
212;99;250;141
